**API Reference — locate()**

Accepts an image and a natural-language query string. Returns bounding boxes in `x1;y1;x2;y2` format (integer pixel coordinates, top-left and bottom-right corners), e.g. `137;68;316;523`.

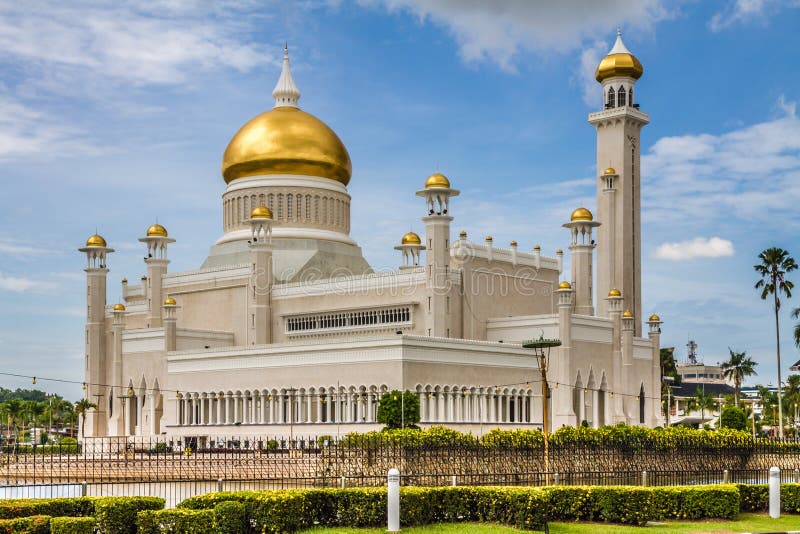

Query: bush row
0;496;163;533
338;424;773;451
737;483;800;513
171;484;738;532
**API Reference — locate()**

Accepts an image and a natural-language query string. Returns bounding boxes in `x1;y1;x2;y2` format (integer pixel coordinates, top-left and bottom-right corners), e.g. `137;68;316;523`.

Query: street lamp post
523;335;562;486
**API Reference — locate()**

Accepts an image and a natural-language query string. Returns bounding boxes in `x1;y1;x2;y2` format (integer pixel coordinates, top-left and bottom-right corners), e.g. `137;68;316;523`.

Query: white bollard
769;466;780;519
388;468;400;533
452;475;457;487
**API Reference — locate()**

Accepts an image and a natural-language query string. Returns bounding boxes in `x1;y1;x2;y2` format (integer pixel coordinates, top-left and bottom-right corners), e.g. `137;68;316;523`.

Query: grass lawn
303;513;800;533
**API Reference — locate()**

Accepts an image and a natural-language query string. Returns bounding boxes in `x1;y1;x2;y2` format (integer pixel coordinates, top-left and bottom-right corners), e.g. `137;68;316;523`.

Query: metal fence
1;435;800;508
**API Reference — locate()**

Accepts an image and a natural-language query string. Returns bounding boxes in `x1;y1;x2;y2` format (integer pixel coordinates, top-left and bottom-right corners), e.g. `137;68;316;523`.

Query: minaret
78;233;114;437
247;205;274;345
563;207;600;315
273;43;300;108
394;231;425;270
139;224;175;328
647;313;663;426
416;172;459;337
163;297;178;351
110;303;125;435
590;29;648;335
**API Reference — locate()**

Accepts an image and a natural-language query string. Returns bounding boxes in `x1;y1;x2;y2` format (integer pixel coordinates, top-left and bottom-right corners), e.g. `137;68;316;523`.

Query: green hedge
49;516;96;534
137;509;214;534
0;498;95;520
737;483;800;513
93;497;165;534
0;515;50;534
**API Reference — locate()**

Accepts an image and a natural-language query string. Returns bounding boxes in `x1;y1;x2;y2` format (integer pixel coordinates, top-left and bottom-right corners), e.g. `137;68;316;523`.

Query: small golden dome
570;207;593;221
113;303;126;311
604;167;616;175
121;278;128;284
558;281;572;290
425;172;450;189
556;249;563;254
608;288;621;297
459;230;467;239
534;244;541;250
649;314;661;322
622;310;634;318
146;223;168;237
401;231;421;245
164;297;177;306
250;205;273;219
85;234;107;247
485;236;493;242
510;240;517;247
222;107;352;185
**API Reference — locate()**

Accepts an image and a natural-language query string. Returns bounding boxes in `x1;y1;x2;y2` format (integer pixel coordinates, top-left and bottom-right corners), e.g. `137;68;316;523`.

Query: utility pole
523;336;562;486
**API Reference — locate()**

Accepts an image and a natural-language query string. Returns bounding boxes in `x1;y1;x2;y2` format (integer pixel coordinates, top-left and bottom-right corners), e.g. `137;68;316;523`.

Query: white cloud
709;0;800;32
0;239;49;256
653;237;735;261
0;2;269;87
362;0;674;71
577;41;608;106
0;273;40;292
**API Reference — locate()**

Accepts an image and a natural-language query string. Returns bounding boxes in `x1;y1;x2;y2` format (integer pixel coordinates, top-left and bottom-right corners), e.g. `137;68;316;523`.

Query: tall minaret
247;205;274;345
79;233;114;437
590;29;648;335
139;224;175;328
563;207;600;315
416;172;459;337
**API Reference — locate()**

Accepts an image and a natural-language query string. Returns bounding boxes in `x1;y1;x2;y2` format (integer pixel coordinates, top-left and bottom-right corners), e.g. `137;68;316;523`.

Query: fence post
795;469;799;484
769;467;780;519
217;478;224;492
81;481;87;497
388;468;400;533
723;469;729;484
341;475;346;489
641;470;647;487
553;473;559;486
451;475;457;487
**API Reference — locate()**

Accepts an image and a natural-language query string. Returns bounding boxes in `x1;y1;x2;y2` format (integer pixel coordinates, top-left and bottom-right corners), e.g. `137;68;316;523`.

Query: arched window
617;86;627;107
606;87;615;109
277;193;284;219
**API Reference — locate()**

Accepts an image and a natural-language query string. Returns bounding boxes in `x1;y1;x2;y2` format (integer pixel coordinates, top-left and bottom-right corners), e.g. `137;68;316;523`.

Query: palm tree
721;348;758;404
1;399;24;443
792;307;800;349
691;389;716;425
74;399;97;439
755;247;798;438
784;374;800;429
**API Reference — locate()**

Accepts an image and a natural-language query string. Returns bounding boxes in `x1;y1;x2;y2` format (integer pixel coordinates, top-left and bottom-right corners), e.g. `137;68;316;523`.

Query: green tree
688;389;716;425
755;247;797;438
721;348;758;405
376;390;420;429
719;405;748;431
25;401;46;430
660;347;680;384
792;306;800;349
1;398;25;442
74;399;97;439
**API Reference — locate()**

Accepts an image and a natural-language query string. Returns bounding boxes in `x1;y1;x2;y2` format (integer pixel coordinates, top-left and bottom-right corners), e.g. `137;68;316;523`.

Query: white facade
79;34;664;440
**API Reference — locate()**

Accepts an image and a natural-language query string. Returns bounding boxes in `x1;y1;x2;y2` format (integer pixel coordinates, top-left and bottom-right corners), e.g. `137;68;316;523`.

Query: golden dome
85;234;107;247
556;249;563;254
510;240;517;247
121;278;128;284
459;230;467;239
595;31;643;82
250;205;273;219
222;107;351;185
113;303;126;311
534;244;541;250
425;172;450;189
604;167;617;175
622;310;634;318
649;314;661;322
146;224;168;237
608;288;621;297
570;207;593;221
164;297;177;306
558;281;572;290
401;231;421;245
485;236;493;241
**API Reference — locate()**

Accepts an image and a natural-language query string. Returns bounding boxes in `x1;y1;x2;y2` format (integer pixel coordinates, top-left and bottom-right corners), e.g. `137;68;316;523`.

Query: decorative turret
394;231;424;269
139;223;175;328
246;205;275;345
563;207;601;315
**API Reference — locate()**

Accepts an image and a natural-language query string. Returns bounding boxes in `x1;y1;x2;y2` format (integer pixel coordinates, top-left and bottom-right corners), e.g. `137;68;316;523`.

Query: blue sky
1;0;799;399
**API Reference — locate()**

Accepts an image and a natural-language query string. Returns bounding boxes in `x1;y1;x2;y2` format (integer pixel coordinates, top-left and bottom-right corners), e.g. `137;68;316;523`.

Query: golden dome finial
146;223;168;237
608;288;621;297
649;314;661;322
113;303;126;312
164;297;177;306
570;207;593;222
85;234;107;247
595;29;643;83
510;240;517;247
401;231;421;245
604;167;616;175
622;310;634;318
425;172;450;189
250;205;273;219
558;281;572;290
459;230;467;239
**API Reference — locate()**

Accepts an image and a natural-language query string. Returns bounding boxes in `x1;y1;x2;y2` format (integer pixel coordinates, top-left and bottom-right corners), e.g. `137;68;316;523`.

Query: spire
609;27;631;55
272;43;301;108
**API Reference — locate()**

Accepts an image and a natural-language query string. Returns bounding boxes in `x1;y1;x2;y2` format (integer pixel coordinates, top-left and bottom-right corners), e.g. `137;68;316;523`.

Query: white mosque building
79;32;664;442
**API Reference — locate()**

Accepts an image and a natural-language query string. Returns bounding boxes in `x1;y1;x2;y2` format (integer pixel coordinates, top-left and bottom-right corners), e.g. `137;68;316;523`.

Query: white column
489;391;496;422
437;392;445;422
306;393;313;423
366;393;373;423
316;394;323;423
200;396;206;425
176;398;182;425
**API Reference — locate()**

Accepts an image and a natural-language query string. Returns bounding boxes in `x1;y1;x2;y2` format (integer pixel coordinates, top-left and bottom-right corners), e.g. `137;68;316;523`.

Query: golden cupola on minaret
221;44;352;185
595;29;643;82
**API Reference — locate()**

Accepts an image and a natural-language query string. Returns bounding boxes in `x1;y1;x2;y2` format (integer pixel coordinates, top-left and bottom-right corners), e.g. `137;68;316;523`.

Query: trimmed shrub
0;498;95;520
94;496;164;534
738;483;800;513
50;516;96;534
137;509;214;534
213;501;246;534
0;515;50;534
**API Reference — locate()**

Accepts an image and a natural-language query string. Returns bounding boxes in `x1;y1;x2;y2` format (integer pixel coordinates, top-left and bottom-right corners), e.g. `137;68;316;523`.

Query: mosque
79;31;664;442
